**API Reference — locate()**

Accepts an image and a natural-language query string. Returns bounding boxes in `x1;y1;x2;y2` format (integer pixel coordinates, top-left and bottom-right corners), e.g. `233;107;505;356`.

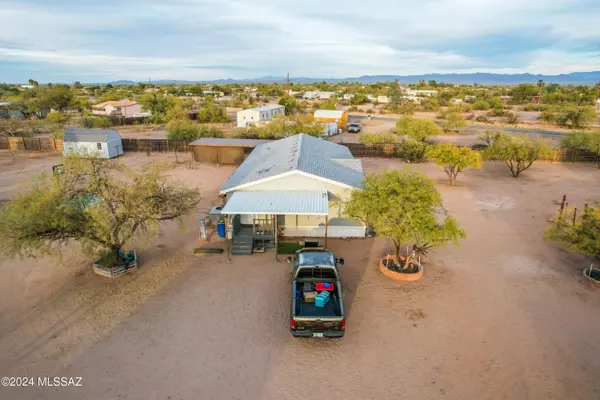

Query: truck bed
294;284;342;318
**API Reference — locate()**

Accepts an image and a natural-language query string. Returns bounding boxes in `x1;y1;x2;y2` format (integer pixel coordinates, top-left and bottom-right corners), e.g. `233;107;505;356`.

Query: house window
97;143;102;150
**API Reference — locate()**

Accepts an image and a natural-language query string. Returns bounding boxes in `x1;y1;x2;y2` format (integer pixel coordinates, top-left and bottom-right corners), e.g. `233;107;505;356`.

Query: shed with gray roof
63;129;123;159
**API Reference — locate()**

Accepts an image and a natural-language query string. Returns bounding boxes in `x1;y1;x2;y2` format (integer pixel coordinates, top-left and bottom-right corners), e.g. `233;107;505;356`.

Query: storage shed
189;138;272;164
63;129;123;159
313;110;348;130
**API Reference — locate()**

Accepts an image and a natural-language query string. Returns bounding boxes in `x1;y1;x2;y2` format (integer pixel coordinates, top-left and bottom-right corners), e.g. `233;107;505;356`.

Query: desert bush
487;108;505;117
398;139;428;163
475;115;491;124
425;142;482;185
197;103;229;123
395;118;441;142
358;132;400;145
167;120;223;141
504;112;519;124
348;106;358;112
82;116;112;129
472;100;491;110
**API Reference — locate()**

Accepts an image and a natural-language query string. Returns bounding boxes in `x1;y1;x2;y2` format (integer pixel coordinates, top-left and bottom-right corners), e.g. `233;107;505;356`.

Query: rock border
379;255;423;281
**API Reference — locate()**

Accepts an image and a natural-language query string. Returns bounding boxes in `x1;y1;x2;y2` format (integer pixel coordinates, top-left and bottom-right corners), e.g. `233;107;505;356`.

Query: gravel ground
0;151;599;400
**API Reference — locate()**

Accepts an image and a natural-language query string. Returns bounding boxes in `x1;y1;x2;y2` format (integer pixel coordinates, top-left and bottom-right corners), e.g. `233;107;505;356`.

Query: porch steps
232;227;253;256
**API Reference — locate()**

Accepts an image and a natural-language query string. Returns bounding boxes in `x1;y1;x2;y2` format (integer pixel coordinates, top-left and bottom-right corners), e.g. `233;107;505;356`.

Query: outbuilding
313;109;348;130
63;129;124;159
236;104;285;128
189;138;272;164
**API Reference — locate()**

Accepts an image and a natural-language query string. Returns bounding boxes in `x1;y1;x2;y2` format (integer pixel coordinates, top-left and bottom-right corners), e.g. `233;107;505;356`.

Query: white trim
219;170;358;195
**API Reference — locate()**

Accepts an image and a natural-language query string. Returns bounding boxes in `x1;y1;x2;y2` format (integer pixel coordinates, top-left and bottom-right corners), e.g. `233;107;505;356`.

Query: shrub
197;103;229;123
167;120;223;140
398;139;428;163
472;100;491;110
475;115;491;123
348;106;358;112
358;132;400;145
395;117;442;141
83;116;112;128
487;108;505;117
440;112;466;132
504;112;519;124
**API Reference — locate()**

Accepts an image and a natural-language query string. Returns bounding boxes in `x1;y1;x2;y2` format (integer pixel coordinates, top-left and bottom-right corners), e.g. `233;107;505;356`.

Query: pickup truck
288;249;345;338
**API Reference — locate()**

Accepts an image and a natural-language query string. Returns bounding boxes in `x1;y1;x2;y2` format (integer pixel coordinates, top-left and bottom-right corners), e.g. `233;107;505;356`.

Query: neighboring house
377;95;390;104
303;91;336;100
595;98;600;111
237;104;285;128
401;95;424;104
63;129;124;159
92;100;142;117
464;95;477;102
314;109;348;130
499;95;512;104
342;94;355;100
406;90;438;97
0;102;24;119
219;134;366;254
203;90;224;97
451;99;464;105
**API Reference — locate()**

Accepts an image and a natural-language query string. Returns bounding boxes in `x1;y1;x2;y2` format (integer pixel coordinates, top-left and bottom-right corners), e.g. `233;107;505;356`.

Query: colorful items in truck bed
315;291;331;308
315;282;334;291
303;291;319;303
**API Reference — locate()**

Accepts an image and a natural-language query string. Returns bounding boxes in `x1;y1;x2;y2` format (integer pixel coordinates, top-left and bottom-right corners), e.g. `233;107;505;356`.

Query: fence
1;136;598;165
0;137;63;151
343;142;599;164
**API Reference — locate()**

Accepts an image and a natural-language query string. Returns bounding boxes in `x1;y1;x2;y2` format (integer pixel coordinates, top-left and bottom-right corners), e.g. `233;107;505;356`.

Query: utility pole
286;72;290;95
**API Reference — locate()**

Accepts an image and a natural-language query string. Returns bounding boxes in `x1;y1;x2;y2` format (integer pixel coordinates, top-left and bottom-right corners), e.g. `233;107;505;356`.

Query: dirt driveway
0;151;599;399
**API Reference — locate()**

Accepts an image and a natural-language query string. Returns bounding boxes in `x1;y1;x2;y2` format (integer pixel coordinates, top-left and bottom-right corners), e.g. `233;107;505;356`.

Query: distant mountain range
106;71;600;86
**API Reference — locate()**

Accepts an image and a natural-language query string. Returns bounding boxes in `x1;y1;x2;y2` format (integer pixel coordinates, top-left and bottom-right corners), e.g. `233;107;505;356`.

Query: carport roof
221;190;328;215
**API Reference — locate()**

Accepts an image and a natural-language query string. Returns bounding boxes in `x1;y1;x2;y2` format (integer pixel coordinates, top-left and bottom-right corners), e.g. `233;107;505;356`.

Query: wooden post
274;215;278;261
572;207;577;226
324;215;328;249
21;137;26;150
38;138;42;151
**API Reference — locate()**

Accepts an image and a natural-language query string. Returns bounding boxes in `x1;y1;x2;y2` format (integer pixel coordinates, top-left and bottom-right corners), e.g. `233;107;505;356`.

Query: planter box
583;267;600;289
379;255;423;281
93;251;138;278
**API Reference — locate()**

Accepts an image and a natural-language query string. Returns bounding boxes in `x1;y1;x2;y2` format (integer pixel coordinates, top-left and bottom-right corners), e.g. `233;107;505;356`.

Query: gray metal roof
189;138;272;147
221;190;328;215
220;134;364;193
63;129;122;143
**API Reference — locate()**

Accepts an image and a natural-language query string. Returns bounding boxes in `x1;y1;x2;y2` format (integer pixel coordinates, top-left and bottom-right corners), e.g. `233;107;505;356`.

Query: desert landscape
1;150;599;400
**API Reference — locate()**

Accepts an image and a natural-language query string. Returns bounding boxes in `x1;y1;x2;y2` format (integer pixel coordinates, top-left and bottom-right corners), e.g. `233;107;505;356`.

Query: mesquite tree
485;133;553;177
344;169;465;269
0;156;201;266
426;142;482;185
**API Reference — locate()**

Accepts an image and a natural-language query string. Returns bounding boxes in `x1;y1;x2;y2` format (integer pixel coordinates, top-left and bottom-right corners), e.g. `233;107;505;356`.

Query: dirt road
0;152;599;399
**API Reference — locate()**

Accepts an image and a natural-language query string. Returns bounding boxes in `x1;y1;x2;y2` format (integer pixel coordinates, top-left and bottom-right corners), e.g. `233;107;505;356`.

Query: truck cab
288;249;345;338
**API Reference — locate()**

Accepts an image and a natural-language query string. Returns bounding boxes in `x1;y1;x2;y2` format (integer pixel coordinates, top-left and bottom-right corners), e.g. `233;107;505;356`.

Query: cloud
0;0;599;82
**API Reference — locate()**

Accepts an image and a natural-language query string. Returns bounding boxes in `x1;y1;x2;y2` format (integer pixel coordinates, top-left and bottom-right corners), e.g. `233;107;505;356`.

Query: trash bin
217;220;226;238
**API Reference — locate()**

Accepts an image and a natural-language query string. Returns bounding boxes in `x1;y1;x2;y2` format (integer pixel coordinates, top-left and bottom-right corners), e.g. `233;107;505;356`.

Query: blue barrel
217;220;226;238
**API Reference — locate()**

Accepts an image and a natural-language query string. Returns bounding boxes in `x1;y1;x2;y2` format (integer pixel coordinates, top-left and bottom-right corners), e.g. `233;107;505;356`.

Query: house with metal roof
314;109;348;130
218;134;365;255
63;129;123;159
92;100;142;117
236;104;285;128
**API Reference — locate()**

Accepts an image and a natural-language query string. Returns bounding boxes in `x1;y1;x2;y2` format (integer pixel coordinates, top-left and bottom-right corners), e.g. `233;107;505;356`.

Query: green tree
485;133;554;177
545;204;600;260
556;106;596;129
35;84;74;111
138;92;176;122
167;120;223;141
197;103;229;123
560;130;600;167
278;95;296;114
399;118;442;142
0;157;201;266
28;79;39;87
472;100;491;110
439;111;466;132
426;143;482;185
46;110;68;128
344;169;466;267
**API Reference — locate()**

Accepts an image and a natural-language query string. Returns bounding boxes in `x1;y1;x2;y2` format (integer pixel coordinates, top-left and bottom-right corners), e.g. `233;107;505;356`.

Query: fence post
22;137;26;150
38;138;42;151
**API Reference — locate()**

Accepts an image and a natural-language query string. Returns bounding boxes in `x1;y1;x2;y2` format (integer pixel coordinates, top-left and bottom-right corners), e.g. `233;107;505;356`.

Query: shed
63;129;123;159
313;110;348;130
189;138;272;164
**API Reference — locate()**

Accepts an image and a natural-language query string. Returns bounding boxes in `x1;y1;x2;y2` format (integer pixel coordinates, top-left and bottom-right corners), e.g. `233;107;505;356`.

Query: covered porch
221;190;330;256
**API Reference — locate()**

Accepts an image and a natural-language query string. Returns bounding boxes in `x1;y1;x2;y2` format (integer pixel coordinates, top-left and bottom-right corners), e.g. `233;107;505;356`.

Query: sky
1;0;599;83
